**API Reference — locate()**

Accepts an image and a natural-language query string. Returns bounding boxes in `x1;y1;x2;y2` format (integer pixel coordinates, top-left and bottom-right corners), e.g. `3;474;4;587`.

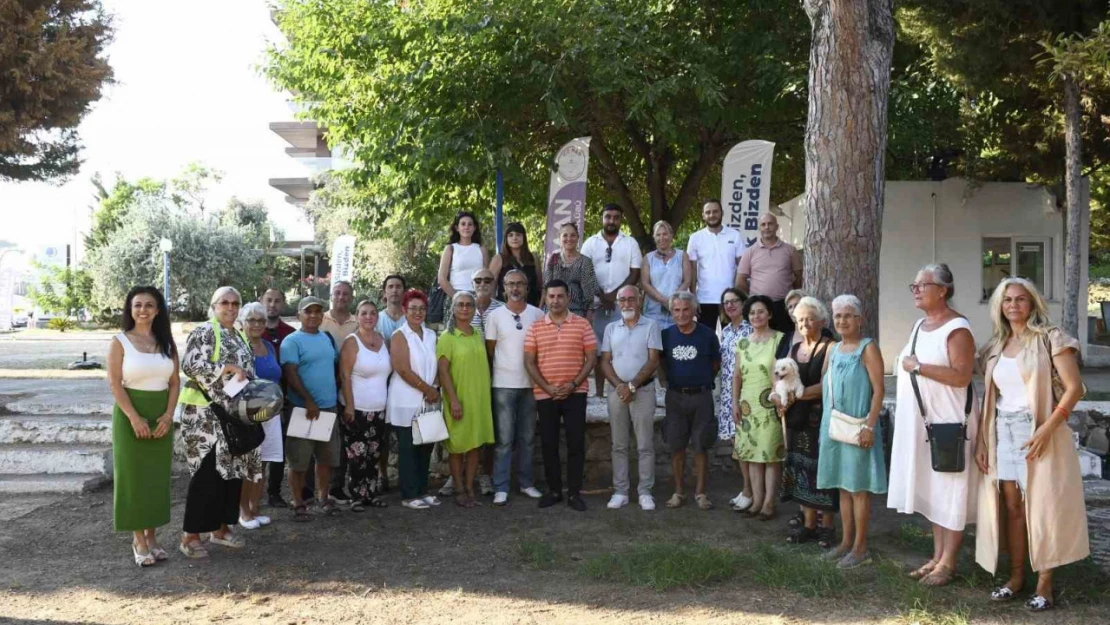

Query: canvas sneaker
607;494;629;509
639;495;656;511
493;492;509;506
519;486;543;499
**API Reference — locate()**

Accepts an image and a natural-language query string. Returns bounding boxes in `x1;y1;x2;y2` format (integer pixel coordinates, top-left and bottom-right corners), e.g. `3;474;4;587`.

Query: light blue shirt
375;309;406;339
279;330;338;408
600;315;663;383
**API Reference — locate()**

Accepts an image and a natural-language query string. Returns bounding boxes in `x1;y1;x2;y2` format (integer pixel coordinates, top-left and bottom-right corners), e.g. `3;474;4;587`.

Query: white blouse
116;333;174;391
992;355;1030;413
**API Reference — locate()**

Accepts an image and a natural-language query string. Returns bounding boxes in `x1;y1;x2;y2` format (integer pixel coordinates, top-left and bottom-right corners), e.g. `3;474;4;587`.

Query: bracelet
1052;404;1072;419
861;425;874;432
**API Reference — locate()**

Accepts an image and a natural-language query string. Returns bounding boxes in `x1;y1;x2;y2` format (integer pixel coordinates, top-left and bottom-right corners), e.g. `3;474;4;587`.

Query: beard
620;309;636;321
603;223;620;235
705;216;722;228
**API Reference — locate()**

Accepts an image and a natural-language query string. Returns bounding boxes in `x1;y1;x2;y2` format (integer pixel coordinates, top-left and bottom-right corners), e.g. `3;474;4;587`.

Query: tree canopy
0;0;114;182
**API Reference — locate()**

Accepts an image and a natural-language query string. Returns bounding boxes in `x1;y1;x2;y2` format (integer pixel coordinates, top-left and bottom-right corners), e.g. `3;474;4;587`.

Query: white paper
223;375;249;398
287;407;337;442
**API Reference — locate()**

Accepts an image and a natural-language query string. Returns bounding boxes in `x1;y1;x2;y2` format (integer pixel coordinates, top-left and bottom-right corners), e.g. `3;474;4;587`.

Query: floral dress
180;322;263;481
716;320;753;440
781;338;838;511
542;252;600;317
734;331;785;463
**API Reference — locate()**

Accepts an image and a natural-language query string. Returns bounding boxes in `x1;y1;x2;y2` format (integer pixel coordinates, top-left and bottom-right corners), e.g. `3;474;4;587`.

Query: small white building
777;178;1089;372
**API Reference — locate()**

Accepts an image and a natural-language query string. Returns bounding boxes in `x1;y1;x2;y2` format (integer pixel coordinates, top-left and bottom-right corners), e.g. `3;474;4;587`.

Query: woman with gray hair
177;286;263;558
888;263;979;586
238;301;282;529
816;294;887;568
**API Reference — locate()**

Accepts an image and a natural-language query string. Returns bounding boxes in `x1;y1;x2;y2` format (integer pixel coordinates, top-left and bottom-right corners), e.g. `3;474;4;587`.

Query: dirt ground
0;473;1107;625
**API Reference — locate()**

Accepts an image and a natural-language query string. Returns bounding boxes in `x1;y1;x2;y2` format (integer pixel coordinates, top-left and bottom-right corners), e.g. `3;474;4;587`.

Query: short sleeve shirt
279;330;339;408
580;231;642;296
375;310;406;339
471;299;505;338
661;324;721;389
737;239;801;301
523;313;597;399
486;304;545;388
600;316;663;383
686;227;744;304
321;311;359;342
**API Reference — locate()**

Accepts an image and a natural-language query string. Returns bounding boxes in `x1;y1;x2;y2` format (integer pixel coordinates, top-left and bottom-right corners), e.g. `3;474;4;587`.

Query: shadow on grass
580;542;739;591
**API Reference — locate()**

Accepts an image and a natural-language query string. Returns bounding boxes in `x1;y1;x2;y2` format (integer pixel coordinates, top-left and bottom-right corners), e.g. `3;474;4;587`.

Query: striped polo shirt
523;312;597;399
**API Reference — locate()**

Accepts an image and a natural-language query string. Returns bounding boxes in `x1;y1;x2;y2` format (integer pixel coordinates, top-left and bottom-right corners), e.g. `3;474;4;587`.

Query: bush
46;317;78;332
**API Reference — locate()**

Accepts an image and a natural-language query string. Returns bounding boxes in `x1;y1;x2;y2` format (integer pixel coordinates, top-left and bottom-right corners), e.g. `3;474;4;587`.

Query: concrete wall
779;178;1088;372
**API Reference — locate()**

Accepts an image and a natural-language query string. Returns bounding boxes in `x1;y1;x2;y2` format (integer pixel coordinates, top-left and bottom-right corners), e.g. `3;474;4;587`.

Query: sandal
665;493;686;509
991;586;1021;602
908;559;937;579
207;532;246;549
149;544;168;561
292;504;313;522
1026;595;1053;612
787;512;805;528
920;564;955;587
321;500;342;517
695;493;713;510
837;551;872;569
132;544;156;567
786;526;818;544
455;495;470;508
364;497;388;508
817;525;836;549
350;501;366;512
757;509;777;521
178;540;209;559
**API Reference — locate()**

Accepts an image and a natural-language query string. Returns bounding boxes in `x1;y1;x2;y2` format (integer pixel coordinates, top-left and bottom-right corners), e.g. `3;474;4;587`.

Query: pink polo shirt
737;239;801;301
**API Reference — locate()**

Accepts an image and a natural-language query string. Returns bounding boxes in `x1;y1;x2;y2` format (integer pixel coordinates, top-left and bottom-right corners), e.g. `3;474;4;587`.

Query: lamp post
159;238;173;306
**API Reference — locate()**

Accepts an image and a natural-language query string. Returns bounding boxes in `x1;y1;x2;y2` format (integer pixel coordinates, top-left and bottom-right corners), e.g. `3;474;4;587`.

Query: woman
973;278;1088;611
732;295;786;520
785;289;807;346
437;292;496;507
817;295;887;569
239;302;278;530
888;263;979;587
780;297;837;547
641;220;690;329
388;289;442;510
543;222;599;319
437;211;489;301
339;300;393;510
489;222;541;306
178;287;262;558
716;288;754;511
107;286;179;566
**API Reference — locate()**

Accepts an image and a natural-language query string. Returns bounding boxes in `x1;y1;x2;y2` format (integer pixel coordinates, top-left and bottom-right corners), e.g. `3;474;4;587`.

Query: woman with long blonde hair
973;278;1087;612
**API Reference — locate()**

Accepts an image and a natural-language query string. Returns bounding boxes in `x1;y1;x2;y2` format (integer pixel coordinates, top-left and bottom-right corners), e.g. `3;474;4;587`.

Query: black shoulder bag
909;320;973;473
196;383;264;457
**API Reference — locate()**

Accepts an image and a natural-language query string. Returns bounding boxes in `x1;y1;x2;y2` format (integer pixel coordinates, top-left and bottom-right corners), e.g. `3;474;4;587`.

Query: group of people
108;201;1089;612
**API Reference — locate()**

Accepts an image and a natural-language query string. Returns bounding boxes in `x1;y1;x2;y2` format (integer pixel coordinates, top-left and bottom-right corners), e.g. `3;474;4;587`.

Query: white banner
330;235;357;288
544;137;591;258
722;140;775;248
0;267;13;332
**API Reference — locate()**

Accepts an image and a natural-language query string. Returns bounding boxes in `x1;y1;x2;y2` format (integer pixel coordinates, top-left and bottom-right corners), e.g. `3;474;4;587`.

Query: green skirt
113;388;173;531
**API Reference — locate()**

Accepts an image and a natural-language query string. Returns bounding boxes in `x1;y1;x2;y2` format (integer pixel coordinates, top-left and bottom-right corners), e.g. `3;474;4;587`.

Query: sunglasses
605;246;613;263
473;278;494;285
513;313;523;330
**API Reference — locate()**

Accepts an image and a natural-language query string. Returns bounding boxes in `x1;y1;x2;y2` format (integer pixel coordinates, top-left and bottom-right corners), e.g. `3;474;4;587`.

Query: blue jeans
492;387;537;493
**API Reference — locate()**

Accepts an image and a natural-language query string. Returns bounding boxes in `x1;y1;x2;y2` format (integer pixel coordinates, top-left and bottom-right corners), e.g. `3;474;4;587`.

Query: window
981;237;1051;300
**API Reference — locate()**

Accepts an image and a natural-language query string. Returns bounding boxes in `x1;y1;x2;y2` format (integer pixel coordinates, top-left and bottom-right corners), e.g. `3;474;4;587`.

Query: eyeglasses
504;281;526;288
245;318;266;325
513;313;522;330
407;306;427;313
605;246;613;263
616;297;638;304
473;278;494;285
722;298;742;306
455;302;475;309
908;282;941;293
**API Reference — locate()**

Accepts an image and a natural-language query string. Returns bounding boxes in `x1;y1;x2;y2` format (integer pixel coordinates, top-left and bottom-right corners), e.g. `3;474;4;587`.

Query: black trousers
769;299;795;334
183;449;242;534
536;393;587;497
697;303;720;329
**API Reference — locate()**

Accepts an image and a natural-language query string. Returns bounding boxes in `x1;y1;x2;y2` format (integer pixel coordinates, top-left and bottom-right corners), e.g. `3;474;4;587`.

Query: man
280;297;343;518
485;269;546;505
440;267;503;498
375;274;406;339
523;279;598;512
736;213;802;333
660;292;720;510
687;199;743;328
260;288;296;507
598;286;662;511
321;280;358;341
581;203;641;397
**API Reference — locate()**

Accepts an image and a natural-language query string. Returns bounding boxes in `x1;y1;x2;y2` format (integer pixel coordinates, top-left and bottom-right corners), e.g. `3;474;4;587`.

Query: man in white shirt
580;203;642;396
485;269;546;505
686;199;743;328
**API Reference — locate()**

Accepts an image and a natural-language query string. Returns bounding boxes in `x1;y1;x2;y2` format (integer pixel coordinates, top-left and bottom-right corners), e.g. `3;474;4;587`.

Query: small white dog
771;358;805;412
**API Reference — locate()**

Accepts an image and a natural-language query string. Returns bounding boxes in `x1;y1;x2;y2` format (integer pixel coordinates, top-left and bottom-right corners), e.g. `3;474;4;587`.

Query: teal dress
816;339;887;494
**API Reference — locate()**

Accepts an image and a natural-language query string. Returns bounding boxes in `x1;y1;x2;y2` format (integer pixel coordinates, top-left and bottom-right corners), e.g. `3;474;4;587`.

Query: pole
495;168;505;250
163;251;170;304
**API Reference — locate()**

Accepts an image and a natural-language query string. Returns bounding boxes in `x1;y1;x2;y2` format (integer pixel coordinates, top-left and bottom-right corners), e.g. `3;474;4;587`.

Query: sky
0;0;314;266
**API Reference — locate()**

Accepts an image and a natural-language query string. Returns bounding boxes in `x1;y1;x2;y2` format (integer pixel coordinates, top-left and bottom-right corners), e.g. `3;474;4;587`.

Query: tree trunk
801;0;895;339
1062;75;1084;340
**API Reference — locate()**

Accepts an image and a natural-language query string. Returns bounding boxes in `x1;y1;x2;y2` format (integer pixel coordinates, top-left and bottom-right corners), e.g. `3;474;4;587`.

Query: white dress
449;243;484;292
887;317;980;531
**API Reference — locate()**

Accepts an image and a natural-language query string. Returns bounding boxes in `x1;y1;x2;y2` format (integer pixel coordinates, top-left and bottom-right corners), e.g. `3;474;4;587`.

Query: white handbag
411;401;449;445
827;360;867;446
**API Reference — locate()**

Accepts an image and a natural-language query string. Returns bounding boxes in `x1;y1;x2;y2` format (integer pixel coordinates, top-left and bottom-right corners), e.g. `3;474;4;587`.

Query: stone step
0;395;113;417
1086;479;1110;506
0;444;112;476
0;414;112;445
0;473;109;494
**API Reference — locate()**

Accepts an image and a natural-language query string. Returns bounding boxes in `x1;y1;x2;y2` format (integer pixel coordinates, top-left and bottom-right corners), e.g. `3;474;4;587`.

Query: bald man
736;213;801;333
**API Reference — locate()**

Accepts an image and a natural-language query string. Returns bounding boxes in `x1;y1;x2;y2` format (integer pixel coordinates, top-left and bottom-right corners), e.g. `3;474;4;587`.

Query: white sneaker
238;517;261;530
255;515;271;526
478;474;494;495
730;493;753;512
639;495;656;511
493;492;509;506
422;495;442;506
607;494;629;509
438;476;456;496
519;486;543;499
402;498;430;510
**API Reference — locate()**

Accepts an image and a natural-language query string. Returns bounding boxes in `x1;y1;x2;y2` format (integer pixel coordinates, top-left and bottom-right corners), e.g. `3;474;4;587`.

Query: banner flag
721;140;775;249
544;137;591;258
330;235;357;288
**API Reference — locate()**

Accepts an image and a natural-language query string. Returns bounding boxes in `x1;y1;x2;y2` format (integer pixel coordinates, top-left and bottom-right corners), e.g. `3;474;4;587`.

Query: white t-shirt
486;304;545;388
580;231;642;296
686;227;744;304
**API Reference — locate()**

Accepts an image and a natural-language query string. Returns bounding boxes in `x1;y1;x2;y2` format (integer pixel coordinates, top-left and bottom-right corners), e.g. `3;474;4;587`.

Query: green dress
113;388;173;531
734;331;786;463
436;328;496;454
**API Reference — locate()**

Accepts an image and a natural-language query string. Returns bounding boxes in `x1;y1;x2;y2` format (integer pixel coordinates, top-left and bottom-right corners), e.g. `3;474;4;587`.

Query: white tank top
992;355;1030;412
449;243;484;291
341;333;392;412
116;333;174;391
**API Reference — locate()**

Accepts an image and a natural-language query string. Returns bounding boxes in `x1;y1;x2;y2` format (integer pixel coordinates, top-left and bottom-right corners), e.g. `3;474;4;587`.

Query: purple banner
544;137;591;258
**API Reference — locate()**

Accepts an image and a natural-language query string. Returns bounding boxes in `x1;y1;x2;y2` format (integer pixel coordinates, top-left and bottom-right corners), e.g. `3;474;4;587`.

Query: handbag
426;286;447;324
411;400;449;445
827;348;868;445
1042;331;1087;404
909;320;972;473
196;382;265;456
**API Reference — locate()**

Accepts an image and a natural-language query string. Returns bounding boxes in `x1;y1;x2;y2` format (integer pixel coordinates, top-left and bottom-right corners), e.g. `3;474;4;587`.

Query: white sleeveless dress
449;243;484;292
887;317;980;531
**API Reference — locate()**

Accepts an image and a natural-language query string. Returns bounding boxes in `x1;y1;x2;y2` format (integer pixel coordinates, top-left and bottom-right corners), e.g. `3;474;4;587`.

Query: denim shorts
995;408;1033;494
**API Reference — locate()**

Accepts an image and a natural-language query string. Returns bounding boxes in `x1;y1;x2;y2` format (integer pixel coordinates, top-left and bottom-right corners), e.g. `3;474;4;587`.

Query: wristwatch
911;363;921;375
